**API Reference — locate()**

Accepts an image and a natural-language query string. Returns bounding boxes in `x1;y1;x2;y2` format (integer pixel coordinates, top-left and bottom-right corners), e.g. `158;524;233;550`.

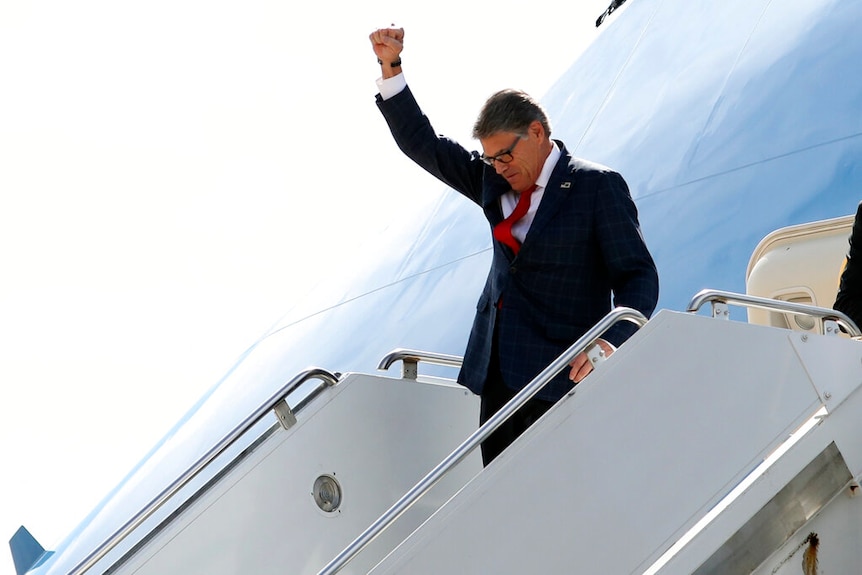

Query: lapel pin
561;182;572;188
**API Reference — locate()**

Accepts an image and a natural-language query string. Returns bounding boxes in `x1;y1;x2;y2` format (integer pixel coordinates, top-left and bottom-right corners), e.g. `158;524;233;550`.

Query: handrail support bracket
824;318;841;336
712;301;730;320
402;358;419;380
274;400;298;430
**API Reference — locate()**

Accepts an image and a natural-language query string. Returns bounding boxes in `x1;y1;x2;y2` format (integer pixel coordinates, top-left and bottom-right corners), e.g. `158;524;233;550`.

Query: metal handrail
318;307;649;575
686;288;861;337
68;367;340;575
377;348;464;379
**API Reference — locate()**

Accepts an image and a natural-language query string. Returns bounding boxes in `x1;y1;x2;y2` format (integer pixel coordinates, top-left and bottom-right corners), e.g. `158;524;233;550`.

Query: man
370;27;659;465
834;201;862;329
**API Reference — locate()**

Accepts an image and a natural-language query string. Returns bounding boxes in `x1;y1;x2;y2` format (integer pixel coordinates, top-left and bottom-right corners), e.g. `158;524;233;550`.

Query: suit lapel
520;148;575;253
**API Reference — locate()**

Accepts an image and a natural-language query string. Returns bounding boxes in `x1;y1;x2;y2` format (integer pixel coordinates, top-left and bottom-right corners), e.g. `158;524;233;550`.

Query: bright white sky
0;1;610;572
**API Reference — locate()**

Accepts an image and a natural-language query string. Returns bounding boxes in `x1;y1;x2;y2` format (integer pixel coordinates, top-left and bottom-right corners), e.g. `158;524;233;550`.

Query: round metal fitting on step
313;474;342;513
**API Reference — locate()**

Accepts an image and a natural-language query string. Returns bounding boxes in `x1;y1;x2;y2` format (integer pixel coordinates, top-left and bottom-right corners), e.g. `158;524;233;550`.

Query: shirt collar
535;141;561;190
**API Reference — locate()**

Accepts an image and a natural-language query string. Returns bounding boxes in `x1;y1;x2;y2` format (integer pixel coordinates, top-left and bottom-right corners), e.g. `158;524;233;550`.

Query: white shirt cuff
376;73;407;100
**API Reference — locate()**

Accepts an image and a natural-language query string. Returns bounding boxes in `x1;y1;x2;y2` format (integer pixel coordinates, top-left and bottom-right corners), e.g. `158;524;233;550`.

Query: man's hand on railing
568;338;616;383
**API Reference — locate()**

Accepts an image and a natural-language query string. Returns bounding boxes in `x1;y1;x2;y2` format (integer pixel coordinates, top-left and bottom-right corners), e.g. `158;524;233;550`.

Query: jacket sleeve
376;86;487;205
594;171;660;347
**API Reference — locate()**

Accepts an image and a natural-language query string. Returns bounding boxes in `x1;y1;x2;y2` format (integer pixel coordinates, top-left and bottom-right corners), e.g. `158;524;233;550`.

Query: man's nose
492;159;508;174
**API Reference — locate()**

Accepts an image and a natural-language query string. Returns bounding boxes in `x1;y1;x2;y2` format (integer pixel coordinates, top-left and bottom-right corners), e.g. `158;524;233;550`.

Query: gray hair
472;89;552;139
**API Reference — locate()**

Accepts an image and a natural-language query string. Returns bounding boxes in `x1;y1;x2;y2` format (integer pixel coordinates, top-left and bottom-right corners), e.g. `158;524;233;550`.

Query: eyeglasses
480;136;522;167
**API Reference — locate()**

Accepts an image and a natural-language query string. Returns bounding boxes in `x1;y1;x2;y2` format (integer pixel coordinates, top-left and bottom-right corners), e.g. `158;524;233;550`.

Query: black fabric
835;201;862;330
479;327;556;466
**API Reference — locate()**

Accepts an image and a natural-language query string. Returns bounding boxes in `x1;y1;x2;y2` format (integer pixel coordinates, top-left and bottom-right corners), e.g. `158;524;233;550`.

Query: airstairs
15;362;483;575
13;217;862;575
343;299;862;575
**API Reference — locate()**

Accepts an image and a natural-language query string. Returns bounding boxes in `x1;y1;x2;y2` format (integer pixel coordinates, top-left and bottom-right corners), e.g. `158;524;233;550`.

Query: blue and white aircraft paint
9;0;862;573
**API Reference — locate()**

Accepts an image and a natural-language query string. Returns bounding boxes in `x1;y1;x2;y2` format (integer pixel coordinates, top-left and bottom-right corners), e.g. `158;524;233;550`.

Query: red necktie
493;185;537;256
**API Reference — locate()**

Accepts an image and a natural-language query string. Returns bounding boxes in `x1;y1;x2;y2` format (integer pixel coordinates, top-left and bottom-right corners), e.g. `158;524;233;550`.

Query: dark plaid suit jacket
377;86;659;402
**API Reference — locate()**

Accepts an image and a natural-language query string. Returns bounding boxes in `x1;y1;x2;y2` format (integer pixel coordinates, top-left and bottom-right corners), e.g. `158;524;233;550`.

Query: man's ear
529;120;545;140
